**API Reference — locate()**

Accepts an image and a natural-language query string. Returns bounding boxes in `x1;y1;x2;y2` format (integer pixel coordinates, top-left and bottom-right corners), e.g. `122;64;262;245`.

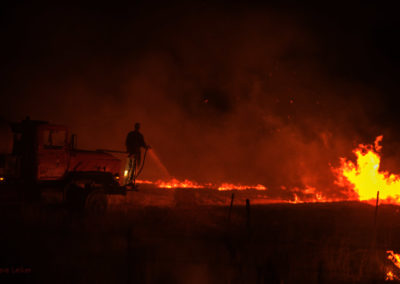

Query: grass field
1;188;400;283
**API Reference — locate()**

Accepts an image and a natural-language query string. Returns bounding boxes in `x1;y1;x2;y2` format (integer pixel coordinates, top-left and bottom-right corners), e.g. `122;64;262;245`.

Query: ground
1;187;400;283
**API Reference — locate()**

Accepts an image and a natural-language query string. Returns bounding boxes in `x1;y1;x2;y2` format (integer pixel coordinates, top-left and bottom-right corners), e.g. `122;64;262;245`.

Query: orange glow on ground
290;186;322;203
217;183;266;191
133;135;400;205
156;178;204;189
136;178;266;191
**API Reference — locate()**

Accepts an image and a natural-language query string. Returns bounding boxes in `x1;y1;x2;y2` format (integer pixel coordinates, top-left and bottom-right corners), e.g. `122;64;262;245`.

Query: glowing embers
135;178;204;188
156;178;204;189
289;186;325;203
217;183;266;191
135;178;267;191
386;250;400;280
336;136;400;203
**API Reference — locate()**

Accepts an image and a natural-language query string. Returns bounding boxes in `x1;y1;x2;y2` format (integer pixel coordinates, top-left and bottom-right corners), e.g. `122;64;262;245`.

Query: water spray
148;149;171;178
128;147;170;187
130;147;148;184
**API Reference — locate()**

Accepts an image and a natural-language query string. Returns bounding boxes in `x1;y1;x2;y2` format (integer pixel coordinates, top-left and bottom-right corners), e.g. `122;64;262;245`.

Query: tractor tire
84;189;108;216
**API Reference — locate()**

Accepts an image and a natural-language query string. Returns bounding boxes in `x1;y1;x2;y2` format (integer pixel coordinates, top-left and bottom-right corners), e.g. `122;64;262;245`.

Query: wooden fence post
246;199;251;233
228;193;235;225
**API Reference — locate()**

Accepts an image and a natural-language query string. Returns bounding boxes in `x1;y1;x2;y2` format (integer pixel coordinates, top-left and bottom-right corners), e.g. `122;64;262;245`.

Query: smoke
0;3;391;198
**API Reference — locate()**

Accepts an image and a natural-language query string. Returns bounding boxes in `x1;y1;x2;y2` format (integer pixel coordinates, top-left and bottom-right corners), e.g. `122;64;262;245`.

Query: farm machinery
0;117;128;214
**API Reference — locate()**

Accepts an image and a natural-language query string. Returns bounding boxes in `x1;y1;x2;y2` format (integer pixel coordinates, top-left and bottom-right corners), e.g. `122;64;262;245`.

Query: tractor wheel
84;189;108;216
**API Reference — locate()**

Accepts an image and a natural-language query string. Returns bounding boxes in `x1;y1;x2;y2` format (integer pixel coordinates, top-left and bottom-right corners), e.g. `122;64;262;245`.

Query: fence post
228;193;235;225
246;199;251;233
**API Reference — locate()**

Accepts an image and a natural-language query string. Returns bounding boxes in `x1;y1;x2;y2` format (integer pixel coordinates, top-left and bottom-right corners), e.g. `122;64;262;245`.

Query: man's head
134;122;141;130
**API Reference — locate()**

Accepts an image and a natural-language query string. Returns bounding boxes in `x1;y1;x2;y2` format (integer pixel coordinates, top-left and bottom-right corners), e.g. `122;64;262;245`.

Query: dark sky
2;1;400;126
1;1;400;196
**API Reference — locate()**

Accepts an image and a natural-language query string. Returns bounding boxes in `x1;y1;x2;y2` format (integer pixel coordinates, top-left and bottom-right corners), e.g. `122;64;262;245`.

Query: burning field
114;135;400;206
2;137;400;283
3;1;400;283
109;136;400;282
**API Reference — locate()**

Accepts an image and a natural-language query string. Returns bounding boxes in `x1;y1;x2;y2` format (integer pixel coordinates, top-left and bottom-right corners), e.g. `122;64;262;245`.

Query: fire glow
335;135;400;203
386;250;400;281
134;135;400;204
136;178;267;191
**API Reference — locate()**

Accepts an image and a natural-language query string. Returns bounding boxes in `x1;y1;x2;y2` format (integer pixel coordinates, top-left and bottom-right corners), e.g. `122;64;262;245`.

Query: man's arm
140;133;150;149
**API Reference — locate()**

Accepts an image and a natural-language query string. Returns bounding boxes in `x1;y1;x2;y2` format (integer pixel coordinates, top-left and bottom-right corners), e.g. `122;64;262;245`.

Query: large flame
336;136;400;203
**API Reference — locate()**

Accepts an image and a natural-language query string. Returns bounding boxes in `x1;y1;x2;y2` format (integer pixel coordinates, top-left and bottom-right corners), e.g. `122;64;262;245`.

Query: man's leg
127;156;134;185
132;152;142;185
136;151;142;170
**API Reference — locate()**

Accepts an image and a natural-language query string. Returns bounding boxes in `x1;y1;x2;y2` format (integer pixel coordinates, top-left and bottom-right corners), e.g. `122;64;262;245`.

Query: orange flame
336;135;400;203
156;178;204;189
217;183;266;191
289;186;327;203
136;178;266;191
386;250;400;280
135;136;400;204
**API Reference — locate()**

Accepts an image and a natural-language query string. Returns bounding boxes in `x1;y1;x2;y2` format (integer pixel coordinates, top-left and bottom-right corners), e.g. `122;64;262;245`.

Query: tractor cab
36;123;69;180
3;118;69;182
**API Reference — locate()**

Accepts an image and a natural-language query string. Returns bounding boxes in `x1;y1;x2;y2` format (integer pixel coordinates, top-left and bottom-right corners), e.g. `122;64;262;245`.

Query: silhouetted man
125;122;149;184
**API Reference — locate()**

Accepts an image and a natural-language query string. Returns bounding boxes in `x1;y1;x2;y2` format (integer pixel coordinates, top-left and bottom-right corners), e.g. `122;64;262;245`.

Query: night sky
2;1;400;197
